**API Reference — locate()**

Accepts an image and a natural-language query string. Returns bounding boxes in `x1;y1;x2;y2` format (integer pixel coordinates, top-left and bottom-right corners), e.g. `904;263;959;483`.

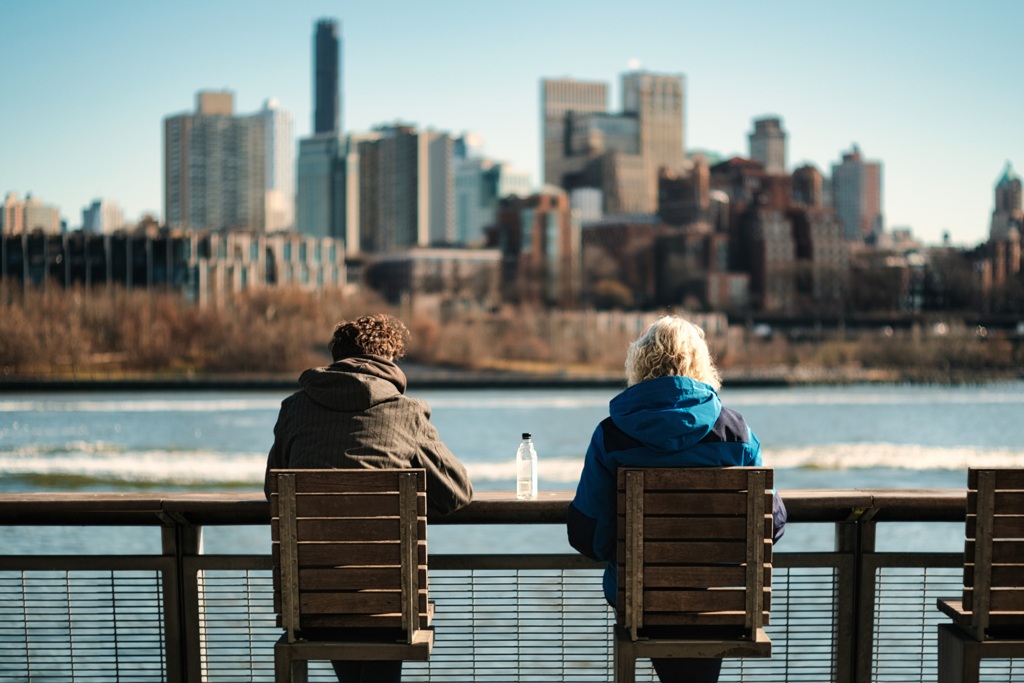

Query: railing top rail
0;489;967;526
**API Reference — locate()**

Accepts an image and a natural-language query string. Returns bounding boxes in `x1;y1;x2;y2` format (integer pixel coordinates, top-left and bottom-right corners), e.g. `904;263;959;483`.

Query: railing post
162;522;203;683
834;508;877;683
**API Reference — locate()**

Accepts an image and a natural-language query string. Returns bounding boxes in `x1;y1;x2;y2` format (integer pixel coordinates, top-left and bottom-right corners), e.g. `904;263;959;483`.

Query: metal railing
0;488;1015;682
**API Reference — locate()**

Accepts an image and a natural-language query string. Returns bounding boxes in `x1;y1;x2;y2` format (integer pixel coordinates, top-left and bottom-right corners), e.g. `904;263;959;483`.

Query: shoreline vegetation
1;286;1021;390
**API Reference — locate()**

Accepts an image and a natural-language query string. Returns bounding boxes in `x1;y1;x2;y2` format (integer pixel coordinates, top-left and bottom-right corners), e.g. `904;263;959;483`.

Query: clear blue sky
1;0;1021;246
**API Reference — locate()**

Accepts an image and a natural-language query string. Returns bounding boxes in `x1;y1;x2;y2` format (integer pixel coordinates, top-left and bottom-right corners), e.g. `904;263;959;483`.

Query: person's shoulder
598;416;645;454
701;406;753;444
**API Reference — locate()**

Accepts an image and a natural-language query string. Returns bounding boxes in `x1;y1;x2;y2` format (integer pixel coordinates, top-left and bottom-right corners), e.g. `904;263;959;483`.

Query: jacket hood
299;355;407;412
609;376;723;453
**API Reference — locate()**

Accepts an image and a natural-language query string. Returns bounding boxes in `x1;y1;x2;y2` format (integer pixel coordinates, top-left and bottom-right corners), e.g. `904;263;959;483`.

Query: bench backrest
269;469;428;643
963;468;1024;635
616;467;773;641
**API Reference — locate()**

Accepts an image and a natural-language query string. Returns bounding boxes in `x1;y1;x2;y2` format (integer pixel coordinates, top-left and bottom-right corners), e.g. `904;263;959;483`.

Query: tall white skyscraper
261;99;295;232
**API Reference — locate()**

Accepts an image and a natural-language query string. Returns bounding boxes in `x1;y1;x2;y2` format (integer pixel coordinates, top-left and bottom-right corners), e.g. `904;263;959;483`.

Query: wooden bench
614;467;773;683
937;468;1024;682
269;468;432;682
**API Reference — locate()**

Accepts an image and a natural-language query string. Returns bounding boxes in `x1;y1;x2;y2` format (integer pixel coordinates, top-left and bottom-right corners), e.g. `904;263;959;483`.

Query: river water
2;381;1023;555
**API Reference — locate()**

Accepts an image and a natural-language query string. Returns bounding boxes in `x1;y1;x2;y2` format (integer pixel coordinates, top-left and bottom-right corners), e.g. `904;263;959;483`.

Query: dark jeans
641;626;728;683
651;657;722;683
330;659;402;683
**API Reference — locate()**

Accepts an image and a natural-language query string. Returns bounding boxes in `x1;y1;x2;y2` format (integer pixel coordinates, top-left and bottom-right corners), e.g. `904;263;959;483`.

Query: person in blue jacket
567;315;786;683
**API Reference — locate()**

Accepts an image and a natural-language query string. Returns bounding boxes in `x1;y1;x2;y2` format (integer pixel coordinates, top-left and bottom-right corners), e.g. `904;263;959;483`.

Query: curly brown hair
328;314;410;361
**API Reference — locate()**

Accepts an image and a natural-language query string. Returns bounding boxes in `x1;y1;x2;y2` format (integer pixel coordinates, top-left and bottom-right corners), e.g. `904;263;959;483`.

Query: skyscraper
541;79;607;189
621;71;686;179
314;19;341;135
749;116;787;174
163;91;290;233
296;134;345;240
355;125;454;253
831;144;883;242
297;19;346;244
541;71;686;216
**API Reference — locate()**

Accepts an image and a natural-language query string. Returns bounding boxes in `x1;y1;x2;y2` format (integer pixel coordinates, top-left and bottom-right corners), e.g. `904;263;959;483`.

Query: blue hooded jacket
566;376;785;603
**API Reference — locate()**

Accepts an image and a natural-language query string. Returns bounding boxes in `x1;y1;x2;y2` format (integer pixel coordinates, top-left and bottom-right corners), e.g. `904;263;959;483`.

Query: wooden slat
639;588;772;614
267;469;426;494
746;469;767;632
969;469;1024;490
621;516;746;540
616;491;773;517
640;611;769;627
298;566;423;591
972;470;995;635
617;539;772;565
964;588;1024;613
300;589;429;616
400;471;419;643
964;540;1024;564
966;514;1024;540
293;541;426;567
299;518;422;542
624;470;644;640
616;467;773;491
640;565;772;589
293;492;426;519
965;564;1024;589
278;473;300;639
616;492;747;516
297;613;429;629
968;491;1024;516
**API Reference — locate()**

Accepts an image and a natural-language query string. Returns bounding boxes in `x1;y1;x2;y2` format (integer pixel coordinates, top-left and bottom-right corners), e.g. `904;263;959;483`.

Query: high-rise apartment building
296;134;345;240
356;125;453;253
314;19;341;135
1;193;25;235
831;144;883;242
541;71;686;216
990;161;1023;241
1;192;61;234
749;116;787;174
541;79;607;190
163;91;290;232
622;71;686;179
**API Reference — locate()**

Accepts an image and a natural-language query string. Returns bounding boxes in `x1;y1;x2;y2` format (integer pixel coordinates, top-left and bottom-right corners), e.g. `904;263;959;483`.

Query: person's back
264;313;473;682
566;315;785;683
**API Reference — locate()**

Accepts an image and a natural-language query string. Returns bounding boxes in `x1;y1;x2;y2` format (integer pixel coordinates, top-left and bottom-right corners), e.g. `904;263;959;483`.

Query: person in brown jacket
264;313;473;683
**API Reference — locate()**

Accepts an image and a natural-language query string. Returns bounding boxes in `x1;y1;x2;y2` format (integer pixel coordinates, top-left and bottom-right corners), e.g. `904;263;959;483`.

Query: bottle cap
522;432;531;440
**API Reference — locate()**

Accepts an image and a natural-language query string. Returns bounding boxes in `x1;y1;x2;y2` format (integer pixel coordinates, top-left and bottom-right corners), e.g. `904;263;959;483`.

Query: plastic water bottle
516;433;538;500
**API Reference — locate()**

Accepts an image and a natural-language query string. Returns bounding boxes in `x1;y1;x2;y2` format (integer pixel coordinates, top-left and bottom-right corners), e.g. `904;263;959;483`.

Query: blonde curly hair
625;316;721;389
328;314;410;361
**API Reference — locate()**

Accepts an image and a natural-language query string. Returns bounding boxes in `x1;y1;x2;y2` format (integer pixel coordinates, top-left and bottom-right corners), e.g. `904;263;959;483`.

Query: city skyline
1;0;1021;247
